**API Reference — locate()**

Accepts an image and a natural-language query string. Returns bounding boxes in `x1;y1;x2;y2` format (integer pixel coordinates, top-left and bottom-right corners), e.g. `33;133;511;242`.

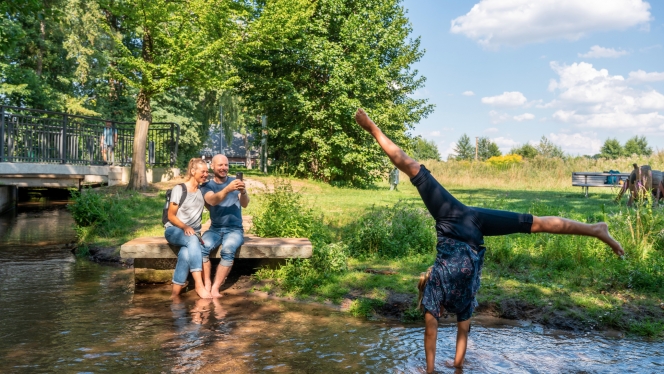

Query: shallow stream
0;205;662;373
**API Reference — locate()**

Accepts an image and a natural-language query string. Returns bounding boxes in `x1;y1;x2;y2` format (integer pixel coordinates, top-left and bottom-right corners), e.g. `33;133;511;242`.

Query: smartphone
236;172;243;181
195;232;204;245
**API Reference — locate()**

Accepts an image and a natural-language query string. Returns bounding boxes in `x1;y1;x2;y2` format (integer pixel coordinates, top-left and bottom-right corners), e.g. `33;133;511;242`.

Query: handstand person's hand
355;108;377;133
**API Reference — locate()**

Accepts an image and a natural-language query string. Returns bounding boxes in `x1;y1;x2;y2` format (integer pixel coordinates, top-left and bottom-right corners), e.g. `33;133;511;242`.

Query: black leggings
411;165;533;248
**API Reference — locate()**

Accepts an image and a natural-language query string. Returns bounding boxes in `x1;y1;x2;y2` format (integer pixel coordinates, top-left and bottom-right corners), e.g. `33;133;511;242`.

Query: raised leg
531;216;624;256
355;108;420;178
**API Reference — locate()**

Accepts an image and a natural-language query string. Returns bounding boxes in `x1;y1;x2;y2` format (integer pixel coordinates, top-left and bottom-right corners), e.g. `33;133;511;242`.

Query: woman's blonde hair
417;266;433;313
186;158;207;181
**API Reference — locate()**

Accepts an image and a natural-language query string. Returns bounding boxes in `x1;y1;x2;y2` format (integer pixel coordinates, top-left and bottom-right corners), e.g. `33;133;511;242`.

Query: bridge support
0;185;17;214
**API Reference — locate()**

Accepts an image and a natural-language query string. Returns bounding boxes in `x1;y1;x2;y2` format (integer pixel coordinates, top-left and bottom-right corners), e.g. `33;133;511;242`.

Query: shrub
68;189;111;227
485;154;523;168
344;201;436;258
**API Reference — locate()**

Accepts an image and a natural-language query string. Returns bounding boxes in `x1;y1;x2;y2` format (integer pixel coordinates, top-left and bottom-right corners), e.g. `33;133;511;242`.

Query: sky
401;0;664;159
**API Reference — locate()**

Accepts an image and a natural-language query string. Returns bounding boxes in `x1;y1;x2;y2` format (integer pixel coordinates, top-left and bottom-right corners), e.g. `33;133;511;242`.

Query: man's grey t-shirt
200;177;243;230
164;184;204;232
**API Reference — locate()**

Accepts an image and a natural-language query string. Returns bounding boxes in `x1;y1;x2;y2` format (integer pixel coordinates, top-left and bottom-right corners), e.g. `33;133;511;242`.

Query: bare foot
355;108;378;134
595;222;624;257
196;285;212;299
211;290;223;298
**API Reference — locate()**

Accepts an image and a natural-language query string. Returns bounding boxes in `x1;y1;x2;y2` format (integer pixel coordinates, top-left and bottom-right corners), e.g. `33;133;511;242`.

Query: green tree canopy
509;143;539;159
600;138;624;159
624;135;652;156
237;0;432;187
410;136;440;161
453;134;474;161
536;136;564;158
477;137;501;161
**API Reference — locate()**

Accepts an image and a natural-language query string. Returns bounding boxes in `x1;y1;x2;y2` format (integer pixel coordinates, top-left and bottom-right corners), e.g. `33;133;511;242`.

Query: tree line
1;0;431;188
450;133;652;161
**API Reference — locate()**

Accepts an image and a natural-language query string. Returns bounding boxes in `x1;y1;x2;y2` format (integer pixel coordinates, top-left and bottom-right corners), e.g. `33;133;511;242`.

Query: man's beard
214;170;228;180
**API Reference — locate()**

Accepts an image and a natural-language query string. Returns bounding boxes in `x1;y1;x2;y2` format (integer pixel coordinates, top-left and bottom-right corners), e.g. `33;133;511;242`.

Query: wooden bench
120;216;312;283
572;172;629;197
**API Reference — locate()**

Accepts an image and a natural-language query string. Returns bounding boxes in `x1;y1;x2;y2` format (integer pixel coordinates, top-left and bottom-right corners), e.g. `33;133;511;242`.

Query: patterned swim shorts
421;236;486;322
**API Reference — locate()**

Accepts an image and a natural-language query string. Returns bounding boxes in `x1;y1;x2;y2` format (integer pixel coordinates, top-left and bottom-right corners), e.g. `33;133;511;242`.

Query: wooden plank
120;235;312;259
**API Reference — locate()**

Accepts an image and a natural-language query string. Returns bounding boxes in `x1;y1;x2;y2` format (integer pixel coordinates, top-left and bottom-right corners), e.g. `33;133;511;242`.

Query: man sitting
200;154;249;298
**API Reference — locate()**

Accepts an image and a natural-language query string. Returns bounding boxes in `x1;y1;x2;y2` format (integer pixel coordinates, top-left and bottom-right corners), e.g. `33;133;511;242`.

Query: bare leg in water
354;108;625;257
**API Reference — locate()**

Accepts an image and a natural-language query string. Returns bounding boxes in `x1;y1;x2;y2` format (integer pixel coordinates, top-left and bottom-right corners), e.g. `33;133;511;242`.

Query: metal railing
0;106;179;167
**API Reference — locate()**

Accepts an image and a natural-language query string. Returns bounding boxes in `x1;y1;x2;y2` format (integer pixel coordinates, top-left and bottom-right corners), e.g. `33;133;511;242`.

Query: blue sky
402;0;664;159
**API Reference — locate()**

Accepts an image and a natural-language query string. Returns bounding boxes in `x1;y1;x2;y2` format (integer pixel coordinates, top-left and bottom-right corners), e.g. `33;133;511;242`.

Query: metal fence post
0;106;5;162
7;114;14;163
61;114;68;164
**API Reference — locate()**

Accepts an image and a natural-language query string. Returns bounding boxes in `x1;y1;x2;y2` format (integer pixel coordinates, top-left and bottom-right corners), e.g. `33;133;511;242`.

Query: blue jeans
201;227;244;267
165;226;204;286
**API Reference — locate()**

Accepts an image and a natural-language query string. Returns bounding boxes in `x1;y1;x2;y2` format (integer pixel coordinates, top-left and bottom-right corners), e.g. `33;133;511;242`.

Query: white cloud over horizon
578;45;629;58
450;0;651;47
628;69;664;82
514;113;535;121
546;61;664;131
547;132;603;155
482;91;527;107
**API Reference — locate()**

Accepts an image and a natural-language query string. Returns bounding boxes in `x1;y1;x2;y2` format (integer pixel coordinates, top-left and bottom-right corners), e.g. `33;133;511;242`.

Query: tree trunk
244;133;252;169
36;19;45;76
127;88;151;190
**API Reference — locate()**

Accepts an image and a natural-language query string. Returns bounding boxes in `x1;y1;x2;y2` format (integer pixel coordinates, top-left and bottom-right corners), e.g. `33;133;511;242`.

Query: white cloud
430;131;441;137
547;132;603;155
484;127;499;133
491;136;520;154
462;91;475;96
450;0;651;47
547;62;664;130
514;113;535;121
628;70;664;83
482;91;527;107
489;110;511;124
578;45;628;58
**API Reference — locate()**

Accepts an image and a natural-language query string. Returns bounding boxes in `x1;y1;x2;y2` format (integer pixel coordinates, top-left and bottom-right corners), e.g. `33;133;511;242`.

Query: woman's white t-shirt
164;184;204;232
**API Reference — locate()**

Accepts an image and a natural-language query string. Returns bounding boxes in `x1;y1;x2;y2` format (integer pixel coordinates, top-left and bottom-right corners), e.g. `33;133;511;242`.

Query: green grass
74;166;664;337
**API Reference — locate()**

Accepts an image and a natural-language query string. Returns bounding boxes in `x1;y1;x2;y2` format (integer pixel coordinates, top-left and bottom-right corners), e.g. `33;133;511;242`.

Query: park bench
120;216;312;283
571;172;629;197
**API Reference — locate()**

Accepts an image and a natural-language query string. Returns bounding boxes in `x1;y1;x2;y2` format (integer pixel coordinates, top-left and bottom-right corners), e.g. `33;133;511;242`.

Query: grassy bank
70;160;664;337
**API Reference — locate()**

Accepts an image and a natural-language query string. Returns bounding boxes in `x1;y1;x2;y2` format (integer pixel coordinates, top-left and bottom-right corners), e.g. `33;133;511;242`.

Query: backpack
162;183;187;225
606;170;620;185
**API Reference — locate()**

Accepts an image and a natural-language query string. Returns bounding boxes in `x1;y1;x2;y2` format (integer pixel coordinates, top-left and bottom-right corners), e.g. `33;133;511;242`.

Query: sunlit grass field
73;156;664;336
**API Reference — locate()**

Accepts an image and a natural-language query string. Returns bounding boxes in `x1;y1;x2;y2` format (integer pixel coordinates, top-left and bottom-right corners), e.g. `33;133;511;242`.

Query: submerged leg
531;216;624;256
355;108;420;178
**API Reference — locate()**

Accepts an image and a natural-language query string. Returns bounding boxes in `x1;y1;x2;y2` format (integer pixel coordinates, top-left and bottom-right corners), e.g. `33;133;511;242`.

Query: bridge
0;106;180;213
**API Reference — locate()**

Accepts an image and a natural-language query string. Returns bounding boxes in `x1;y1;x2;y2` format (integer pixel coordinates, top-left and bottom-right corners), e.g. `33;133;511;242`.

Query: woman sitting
165;158;211;299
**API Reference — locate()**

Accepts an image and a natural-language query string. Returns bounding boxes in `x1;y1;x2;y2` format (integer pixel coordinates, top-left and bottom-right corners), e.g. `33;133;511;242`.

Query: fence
0;106;179;167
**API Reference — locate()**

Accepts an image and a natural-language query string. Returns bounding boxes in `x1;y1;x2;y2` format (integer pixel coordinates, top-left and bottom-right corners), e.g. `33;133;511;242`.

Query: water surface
0;206;662;373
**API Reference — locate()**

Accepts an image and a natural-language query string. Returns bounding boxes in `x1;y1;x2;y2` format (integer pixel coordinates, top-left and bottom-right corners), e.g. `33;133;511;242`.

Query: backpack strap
178;183;187;206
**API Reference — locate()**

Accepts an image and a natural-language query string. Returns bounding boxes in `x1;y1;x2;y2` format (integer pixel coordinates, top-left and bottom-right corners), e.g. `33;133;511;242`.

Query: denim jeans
201;227;244;267
164;226;204;286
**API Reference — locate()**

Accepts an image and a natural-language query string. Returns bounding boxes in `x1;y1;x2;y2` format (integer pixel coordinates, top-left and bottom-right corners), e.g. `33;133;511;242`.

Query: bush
252;178;331;245
344;201;436;258
68;189;111;227
486;154;523;168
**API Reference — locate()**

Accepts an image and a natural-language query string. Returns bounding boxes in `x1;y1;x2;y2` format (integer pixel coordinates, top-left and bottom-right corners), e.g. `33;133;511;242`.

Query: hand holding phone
236;172;243;181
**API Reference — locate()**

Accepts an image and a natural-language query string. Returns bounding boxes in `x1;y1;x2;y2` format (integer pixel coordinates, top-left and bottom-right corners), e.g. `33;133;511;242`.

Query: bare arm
204;180;245;206
424;311;438;373
167;202;195;236
239;189;249;208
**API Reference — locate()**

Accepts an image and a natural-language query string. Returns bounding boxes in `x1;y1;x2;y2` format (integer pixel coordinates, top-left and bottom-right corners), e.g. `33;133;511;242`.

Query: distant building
200;129;259;168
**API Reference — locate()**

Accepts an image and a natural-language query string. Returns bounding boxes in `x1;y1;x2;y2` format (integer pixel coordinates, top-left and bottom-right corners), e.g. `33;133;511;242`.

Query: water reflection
0;206;663;373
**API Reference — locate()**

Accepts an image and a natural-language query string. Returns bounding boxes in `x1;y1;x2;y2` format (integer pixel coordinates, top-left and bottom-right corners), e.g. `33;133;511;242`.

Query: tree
453;134;474;161
411;136;440;161
536;136;564;158
477;136;501;161
509;144;538;159
237;0;432;187
98;0;245;190
600;138;624;159
624;135;652;156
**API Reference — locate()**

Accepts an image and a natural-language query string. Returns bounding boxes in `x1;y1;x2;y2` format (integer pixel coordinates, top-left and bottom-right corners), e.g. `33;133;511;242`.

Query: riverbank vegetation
69;156;664;337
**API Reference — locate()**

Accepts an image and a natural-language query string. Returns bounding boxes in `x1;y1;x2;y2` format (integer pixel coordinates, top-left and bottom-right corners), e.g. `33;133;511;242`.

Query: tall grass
422;154;664;190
